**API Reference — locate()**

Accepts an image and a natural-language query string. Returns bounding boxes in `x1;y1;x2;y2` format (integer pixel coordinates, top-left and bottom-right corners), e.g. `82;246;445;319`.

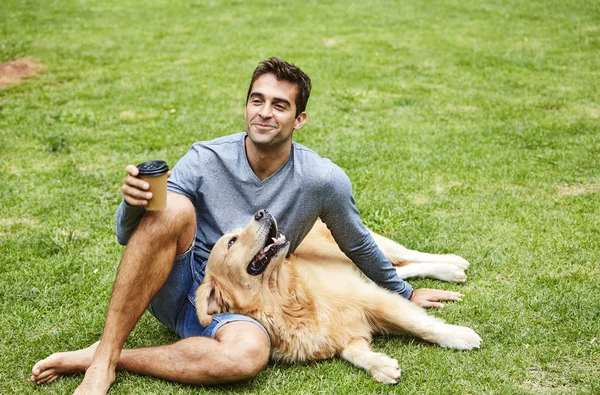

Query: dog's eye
228;237;237;249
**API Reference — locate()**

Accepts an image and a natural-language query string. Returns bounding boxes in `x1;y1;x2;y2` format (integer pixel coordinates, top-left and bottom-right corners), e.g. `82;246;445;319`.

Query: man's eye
228;237;237;249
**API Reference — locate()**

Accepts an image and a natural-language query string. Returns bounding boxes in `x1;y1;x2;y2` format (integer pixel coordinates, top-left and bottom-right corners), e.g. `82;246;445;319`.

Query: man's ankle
89;343;121;370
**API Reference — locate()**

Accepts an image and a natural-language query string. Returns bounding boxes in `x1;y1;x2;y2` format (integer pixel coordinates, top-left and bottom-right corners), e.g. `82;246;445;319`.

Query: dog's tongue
257;235;287;260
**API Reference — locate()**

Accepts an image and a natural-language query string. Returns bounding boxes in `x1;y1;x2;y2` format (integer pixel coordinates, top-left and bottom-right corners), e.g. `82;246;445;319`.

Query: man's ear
294;112;307;130
195;278;226;326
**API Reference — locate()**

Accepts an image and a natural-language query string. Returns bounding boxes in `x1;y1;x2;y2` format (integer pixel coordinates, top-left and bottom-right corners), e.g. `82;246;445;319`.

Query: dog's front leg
340;338;401;384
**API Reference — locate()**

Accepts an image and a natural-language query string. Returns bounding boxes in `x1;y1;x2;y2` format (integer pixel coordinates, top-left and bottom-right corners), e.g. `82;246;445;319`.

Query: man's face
245;74;307;148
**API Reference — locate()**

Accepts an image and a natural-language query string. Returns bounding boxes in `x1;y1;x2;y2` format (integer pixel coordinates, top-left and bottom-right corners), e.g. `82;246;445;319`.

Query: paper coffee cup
137;160;169;211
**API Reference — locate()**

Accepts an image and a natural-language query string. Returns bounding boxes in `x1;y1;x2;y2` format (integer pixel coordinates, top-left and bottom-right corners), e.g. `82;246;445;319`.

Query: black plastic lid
137;160;169;176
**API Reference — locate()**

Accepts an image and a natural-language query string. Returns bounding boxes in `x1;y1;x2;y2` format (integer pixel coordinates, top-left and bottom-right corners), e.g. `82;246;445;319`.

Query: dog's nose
254;209;267;221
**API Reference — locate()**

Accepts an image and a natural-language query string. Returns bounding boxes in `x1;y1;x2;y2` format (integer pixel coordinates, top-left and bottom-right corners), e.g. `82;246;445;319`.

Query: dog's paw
369;353;401;384
433;264;468;283
443;254;470;270
436;325;482;350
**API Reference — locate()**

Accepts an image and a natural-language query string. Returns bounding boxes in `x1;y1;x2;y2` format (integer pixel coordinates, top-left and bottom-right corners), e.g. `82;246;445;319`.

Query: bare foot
73;361;116;395
30;341;100;385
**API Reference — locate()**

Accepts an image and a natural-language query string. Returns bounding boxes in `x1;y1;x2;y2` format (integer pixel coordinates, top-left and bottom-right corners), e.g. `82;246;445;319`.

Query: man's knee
233;333;270;379
216;322;270;380
139;192;196;254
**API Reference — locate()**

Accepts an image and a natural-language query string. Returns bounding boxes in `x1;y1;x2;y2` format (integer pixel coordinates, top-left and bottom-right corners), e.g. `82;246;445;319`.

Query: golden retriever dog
196;210;481;384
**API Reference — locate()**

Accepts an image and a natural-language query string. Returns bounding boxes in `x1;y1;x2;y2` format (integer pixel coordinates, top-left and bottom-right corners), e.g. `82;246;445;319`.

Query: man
30;57;462;394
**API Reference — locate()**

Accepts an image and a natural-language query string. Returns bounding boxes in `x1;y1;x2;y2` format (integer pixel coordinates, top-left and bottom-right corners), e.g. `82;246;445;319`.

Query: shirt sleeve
115;200;146;245
319;165;414;299
167;146;202;204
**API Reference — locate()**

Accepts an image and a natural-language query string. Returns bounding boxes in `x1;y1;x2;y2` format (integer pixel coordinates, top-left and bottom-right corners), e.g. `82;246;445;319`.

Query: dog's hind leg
370;231;469;267
340;338;401;384
370;293;482;351
370;231;470;283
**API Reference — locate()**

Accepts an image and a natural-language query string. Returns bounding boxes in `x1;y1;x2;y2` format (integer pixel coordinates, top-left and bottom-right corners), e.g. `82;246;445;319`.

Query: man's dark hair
246;57;312;117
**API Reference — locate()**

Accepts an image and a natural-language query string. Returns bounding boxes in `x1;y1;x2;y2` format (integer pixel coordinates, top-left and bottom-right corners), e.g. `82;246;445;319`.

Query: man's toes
38;374;60;385
32;355;54;376
31;356;64;385
34;368;57;383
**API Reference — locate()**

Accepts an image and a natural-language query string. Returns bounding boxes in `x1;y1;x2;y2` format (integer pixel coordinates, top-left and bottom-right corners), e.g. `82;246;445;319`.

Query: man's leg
120;321;269;384
75;192;196;394
31;321;270;386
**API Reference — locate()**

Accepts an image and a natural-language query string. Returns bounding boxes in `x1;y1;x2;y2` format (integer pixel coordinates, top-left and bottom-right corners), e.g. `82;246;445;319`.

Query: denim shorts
146;244;269;341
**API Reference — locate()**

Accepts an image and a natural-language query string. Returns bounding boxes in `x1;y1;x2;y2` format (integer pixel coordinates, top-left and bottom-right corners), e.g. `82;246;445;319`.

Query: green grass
1;0;599;393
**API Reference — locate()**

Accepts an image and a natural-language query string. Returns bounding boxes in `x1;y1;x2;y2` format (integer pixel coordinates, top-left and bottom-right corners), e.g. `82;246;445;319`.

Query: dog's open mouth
247;220;289;276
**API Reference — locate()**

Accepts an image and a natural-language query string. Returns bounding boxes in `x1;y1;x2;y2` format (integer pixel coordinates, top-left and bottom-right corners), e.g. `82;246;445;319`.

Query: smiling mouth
247;219;289;276
252;122;277;129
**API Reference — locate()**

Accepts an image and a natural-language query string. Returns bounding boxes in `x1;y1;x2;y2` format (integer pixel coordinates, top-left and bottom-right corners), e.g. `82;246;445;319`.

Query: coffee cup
137;160;170;211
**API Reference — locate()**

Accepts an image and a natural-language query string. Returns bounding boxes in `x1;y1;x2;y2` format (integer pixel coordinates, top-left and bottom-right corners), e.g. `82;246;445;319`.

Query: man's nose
258;104;273;118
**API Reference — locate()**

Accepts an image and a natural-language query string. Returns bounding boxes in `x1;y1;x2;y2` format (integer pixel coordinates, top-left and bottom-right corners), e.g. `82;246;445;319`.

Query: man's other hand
410;288;463;308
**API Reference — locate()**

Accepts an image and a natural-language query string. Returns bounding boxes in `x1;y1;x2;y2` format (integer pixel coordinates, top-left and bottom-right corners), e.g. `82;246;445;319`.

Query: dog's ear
195;278;226;326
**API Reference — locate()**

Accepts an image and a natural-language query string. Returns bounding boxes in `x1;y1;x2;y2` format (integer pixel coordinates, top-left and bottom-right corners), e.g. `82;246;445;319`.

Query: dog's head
195;209;290;326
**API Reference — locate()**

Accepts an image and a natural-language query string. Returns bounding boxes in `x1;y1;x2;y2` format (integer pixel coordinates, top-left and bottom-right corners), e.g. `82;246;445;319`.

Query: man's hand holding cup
122;161;170;210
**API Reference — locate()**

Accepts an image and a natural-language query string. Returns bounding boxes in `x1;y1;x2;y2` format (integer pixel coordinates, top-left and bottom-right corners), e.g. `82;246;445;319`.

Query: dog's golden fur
196;213;481;384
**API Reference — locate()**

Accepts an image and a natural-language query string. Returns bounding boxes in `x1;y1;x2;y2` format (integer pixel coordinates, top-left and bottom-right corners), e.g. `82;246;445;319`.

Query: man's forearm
348;243;414;299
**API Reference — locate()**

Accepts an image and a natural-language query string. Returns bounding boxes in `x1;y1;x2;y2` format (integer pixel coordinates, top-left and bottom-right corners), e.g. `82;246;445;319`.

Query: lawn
1;0;599;393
